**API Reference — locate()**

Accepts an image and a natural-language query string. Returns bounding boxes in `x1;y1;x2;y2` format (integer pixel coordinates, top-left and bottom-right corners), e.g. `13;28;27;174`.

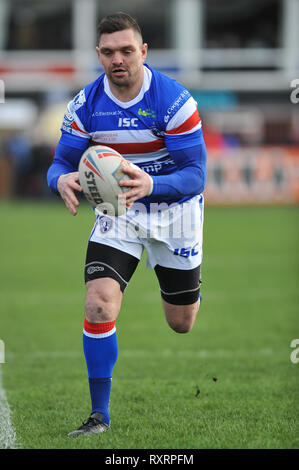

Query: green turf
0;201;298;449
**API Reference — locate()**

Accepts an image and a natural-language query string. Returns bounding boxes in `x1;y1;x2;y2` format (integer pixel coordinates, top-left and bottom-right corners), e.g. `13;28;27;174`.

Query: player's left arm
150;141;207;197
150;97;207;198
120;94;207;202
119;141;206;204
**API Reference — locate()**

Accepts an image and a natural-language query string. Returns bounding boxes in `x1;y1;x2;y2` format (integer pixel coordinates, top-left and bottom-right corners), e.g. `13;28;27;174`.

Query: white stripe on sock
83;326;116;339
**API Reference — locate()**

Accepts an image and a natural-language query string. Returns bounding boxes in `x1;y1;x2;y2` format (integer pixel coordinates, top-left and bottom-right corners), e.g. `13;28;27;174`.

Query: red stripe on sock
84;319;115;334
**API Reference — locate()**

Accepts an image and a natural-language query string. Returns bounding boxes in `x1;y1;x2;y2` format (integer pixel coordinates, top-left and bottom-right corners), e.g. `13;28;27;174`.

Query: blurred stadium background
0;0;298;205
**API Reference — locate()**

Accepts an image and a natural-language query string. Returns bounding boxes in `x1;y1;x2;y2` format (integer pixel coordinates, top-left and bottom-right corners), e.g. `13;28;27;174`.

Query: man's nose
112;52;123;65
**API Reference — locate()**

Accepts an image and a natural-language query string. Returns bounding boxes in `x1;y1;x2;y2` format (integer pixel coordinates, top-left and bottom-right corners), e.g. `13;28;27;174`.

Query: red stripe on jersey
165;109;201;135
84;318;115;334
72;121;88;134
91;139;165;155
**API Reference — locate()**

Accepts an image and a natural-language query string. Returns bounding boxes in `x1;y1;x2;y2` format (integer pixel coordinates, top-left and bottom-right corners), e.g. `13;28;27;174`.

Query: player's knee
165;302;199;334
168;317;194;334
85;289;118;323
85;278;123;323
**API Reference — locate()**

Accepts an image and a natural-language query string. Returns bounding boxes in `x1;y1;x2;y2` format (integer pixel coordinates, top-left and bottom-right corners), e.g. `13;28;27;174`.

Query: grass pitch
0;201;298;449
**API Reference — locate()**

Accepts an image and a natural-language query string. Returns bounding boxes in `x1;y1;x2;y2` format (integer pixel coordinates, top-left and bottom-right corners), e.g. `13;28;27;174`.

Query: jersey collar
103;65;152;109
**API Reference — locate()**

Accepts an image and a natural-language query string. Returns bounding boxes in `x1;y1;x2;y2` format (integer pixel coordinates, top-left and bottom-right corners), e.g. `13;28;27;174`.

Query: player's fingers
64;197;78;216
119;179;137;187
73;171;80;181
121;164;139;177
64;190;80;215
69;180;83;192
59;173;82;192
118;191;132;204
122;190;139;204
121;186;137;197
69;192;80;208
67;172;82;191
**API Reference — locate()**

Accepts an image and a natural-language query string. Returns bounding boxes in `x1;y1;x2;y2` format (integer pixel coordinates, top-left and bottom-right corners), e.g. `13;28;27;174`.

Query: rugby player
47;12;207;436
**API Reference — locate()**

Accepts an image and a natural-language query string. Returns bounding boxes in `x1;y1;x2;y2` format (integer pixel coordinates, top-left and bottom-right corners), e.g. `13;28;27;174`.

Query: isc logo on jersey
118;117;138;128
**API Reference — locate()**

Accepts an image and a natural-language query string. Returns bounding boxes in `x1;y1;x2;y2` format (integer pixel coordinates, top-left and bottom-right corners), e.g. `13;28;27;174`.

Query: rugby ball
78;145;139;216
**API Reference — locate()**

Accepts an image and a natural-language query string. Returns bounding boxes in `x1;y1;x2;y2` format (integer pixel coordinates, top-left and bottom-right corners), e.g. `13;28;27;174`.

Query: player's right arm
47;89;91;215
57;171;82;217
47;142;86;215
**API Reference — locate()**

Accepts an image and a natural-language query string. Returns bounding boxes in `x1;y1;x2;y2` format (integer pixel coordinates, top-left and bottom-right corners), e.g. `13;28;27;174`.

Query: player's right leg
85;277;123;324
68;241;140;437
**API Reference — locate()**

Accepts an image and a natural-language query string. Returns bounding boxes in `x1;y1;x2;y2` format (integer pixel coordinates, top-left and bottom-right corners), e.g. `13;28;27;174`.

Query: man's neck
107;68;144;103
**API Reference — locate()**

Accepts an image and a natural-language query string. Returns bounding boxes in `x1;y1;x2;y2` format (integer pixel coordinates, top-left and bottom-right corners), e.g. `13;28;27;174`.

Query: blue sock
83;320;118;425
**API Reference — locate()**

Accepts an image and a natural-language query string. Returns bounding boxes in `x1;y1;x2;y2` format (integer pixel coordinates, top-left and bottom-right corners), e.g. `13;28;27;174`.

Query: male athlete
47;12;207;436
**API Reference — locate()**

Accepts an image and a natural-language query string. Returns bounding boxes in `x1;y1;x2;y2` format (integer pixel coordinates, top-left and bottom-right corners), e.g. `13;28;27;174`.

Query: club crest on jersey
99;215;113;233
73;89;86;111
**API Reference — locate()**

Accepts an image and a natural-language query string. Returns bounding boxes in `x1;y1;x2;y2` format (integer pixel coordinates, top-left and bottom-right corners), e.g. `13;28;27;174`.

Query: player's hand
118;163;153;204
57;172;82;216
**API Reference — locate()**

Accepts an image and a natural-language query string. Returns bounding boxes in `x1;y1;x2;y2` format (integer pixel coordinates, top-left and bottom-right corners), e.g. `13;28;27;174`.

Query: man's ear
96;46;102;64
142;43;148;62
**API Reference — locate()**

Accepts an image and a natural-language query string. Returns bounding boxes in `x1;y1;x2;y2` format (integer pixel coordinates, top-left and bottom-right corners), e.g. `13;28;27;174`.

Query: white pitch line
6;348;274;361
0;367;16;449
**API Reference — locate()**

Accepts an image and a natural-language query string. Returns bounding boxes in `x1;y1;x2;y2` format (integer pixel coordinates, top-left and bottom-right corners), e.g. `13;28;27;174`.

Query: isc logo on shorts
173;243;199;258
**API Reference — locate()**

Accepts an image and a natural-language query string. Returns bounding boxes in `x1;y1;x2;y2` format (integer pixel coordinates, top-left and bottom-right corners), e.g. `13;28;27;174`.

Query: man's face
97;28;148;89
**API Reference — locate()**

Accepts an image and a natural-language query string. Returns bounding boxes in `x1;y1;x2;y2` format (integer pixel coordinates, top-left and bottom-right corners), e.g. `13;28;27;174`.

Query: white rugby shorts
89;194;204;270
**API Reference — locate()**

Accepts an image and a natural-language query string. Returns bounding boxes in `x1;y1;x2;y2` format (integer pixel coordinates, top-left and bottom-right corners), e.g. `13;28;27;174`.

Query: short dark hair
97;12;143;43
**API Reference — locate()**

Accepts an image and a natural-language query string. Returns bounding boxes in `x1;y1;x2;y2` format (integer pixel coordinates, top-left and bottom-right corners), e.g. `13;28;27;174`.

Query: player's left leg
148;194;204;333
161;298;200;334
154;264;202;334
